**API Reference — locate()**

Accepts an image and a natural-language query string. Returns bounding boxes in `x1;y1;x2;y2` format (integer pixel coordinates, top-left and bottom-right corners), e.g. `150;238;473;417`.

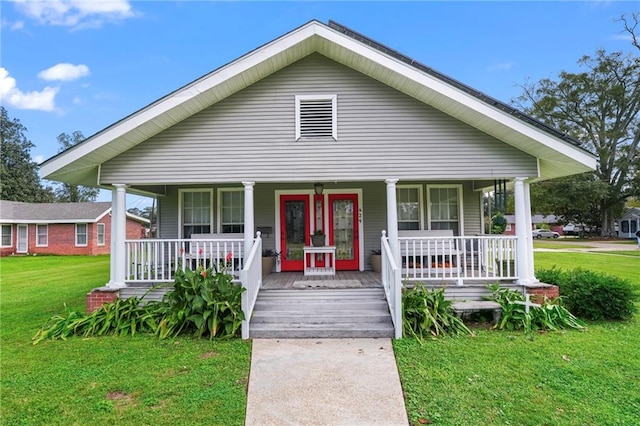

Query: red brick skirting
86;287;120;313
525;285;560;304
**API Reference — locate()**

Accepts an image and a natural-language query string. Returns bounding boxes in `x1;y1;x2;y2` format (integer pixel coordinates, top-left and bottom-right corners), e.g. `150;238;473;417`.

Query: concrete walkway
246;338;408;425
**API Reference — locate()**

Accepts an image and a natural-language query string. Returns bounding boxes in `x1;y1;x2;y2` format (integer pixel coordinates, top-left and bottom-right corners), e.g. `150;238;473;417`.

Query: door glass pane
285;200;306;261
333;200;354;261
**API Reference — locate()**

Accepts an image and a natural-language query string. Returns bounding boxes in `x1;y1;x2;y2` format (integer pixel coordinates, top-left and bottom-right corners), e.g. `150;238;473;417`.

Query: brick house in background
0;201;149;256
503;214;563;236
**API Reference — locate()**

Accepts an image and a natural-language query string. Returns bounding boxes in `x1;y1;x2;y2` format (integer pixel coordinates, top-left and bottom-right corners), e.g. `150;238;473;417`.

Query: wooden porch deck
262;271;382;289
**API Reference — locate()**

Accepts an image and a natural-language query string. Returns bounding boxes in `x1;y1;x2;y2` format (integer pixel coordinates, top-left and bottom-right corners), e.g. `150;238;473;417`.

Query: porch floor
262;271;382;289
261;270;517;291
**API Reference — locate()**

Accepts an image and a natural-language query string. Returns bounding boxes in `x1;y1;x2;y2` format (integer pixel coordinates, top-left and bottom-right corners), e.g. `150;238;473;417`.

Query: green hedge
536;267;638;321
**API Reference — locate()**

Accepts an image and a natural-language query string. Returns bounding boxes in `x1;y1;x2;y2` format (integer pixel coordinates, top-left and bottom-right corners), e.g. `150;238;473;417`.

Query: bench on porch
398;230;462;271
451;300;502;324
189;233;244;273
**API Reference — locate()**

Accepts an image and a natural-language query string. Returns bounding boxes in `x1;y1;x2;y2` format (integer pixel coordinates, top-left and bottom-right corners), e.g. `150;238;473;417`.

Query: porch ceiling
41;20;595;187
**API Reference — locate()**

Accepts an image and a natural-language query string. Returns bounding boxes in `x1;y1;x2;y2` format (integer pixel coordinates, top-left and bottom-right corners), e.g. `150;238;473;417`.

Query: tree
54;131;100;202
0;107;55;202
515;14;640;235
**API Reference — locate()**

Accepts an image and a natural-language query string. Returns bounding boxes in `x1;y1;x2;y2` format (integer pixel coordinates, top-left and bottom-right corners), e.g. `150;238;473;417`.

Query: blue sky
1;1;637;207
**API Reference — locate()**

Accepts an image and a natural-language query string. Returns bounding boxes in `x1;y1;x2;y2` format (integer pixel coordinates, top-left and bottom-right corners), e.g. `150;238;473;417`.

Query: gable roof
41;20;596;187
0;201;149;224
618;207;640;221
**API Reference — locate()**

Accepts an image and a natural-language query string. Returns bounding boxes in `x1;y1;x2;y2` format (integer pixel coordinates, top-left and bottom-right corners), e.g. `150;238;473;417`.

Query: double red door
279;193;359;271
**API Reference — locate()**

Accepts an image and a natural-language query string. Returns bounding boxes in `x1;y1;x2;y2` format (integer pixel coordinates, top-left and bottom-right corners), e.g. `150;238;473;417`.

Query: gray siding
157;181;483;270
101;54;537;185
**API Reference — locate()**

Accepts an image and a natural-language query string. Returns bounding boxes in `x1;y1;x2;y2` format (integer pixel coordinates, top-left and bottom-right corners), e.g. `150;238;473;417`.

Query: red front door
279;194;310;271
329;193;359;270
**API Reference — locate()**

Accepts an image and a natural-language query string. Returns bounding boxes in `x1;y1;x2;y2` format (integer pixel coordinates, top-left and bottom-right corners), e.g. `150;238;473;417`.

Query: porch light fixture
314;182;324;195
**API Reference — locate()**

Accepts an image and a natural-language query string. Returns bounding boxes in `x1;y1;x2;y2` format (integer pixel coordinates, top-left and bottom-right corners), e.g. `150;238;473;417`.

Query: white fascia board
41;23;321;179
315;26;597;171
126;212;151;224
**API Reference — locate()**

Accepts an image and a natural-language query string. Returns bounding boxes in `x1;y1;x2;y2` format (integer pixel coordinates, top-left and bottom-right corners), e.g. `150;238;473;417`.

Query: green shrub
33;267;244;344
402;284;472;338
535;267;638;321
32;295;160;344
489;284;584;333
159;266;245;339
535;266;564;286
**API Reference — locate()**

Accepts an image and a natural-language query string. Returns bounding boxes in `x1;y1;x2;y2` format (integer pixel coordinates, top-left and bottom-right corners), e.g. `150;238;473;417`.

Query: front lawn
0;256;250;426
395;252;640;425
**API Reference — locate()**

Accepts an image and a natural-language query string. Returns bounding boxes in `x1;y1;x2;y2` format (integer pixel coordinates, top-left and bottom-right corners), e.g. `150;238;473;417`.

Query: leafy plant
161;266;245;339
535;267;638;321
33;267;245;344
402;284;472;338
262;249;281;259
488;283;584;333
32;294;161;344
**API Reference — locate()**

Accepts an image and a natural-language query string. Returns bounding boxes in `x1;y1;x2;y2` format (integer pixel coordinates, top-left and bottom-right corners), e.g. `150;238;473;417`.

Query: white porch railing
240;232;262;340
398;235;518;285
381;231;403;339
125;237;245;283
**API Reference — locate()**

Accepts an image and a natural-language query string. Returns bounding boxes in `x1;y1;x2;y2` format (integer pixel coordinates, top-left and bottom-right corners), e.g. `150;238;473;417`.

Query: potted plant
262;249;280;276
370;249;382;273
311;230;325;247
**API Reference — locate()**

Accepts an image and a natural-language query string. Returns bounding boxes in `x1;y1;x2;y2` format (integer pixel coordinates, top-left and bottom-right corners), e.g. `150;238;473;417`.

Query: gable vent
295;95;337;140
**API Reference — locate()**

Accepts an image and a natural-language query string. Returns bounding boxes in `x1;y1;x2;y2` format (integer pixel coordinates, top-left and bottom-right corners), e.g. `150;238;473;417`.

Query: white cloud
1;18;25;30
34;155;45;164
487;62;514;72
611;34;633;42
12;0;135;29
38;63;90;81
0;67;58;111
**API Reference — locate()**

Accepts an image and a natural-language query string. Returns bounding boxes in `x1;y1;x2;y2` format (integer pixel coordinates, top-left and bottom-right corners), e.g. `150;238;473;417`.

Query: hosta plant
488;283;584;333
402;284;472;339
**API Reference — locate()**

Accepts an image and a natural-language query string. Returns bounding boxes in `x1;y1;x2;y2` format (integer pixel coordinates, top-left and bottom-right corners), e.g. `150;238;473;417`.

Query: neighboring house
0;201;148;257
617;208;640;239
40;20;596;338
503;214;563;236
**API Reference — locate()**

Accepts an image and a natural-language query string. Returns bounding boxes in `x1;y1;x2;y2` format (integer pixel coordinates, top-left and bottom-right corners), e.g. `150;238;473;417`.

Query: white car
532;229;559;239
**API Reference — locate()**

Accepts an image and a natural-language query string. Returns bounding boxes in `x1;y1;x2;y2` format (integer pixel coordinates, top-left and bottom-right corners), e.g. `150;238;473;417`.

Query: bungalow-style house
0;201;148;257
617;208;640;239
40;20;596;339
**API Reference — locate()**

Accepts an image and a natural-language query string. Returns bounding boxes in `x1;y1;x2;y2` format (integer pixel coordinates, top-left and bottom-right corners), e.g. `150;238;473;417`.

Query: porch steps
249;288;395;339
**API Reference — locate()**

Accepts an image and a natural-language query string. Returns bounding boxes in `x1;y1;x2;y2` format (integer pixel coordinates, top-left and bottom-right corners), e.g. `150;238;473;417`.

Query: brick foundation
86;287;120;313
525;285;560;304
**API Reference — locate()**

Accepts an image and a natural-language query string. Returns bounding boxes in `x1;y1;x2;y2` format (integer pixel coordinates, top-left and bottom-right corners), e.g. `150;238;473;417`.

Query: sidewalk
245;338;408;425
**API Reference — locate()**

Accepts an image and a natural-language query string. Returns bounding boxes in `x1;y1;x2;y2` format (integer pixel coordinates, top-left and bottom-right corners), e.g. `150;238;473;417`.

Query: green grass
533;241;594;249
0;256;250;426
395;252;640;425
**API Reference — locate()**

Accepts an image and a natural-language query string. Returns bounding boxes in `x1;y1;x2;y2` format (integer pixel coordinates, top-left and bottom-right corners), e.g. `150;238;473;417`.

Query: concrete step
251;310;392;324
249;322;395;339
249;288;394;338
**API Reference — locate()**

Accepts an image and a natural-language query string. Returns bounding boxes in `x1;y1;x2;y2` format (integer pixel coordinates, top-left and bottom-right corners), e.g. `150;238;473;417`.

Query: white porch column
243;182;255;260
107;186;118;286
385;179;400;266
524;180;537;283
109;184;127;289
513;178;530;285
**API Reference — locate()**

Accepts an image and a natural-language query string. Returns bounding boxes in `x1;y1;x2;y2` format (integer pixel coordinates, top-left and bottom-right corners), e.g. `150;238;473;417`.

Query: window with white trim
428;186;461;235
295;94;337;140
180;189;213;238
218;189;244;233
1;225;11;246
36;224;48;247
76;224;88;246
97;223;106;246
396;186;422;230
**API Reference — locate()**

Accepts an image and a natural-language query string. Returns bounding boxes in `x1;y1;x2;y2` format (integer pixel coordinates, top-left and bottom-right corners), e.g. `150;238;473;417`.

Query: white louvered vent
295;95;337;140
